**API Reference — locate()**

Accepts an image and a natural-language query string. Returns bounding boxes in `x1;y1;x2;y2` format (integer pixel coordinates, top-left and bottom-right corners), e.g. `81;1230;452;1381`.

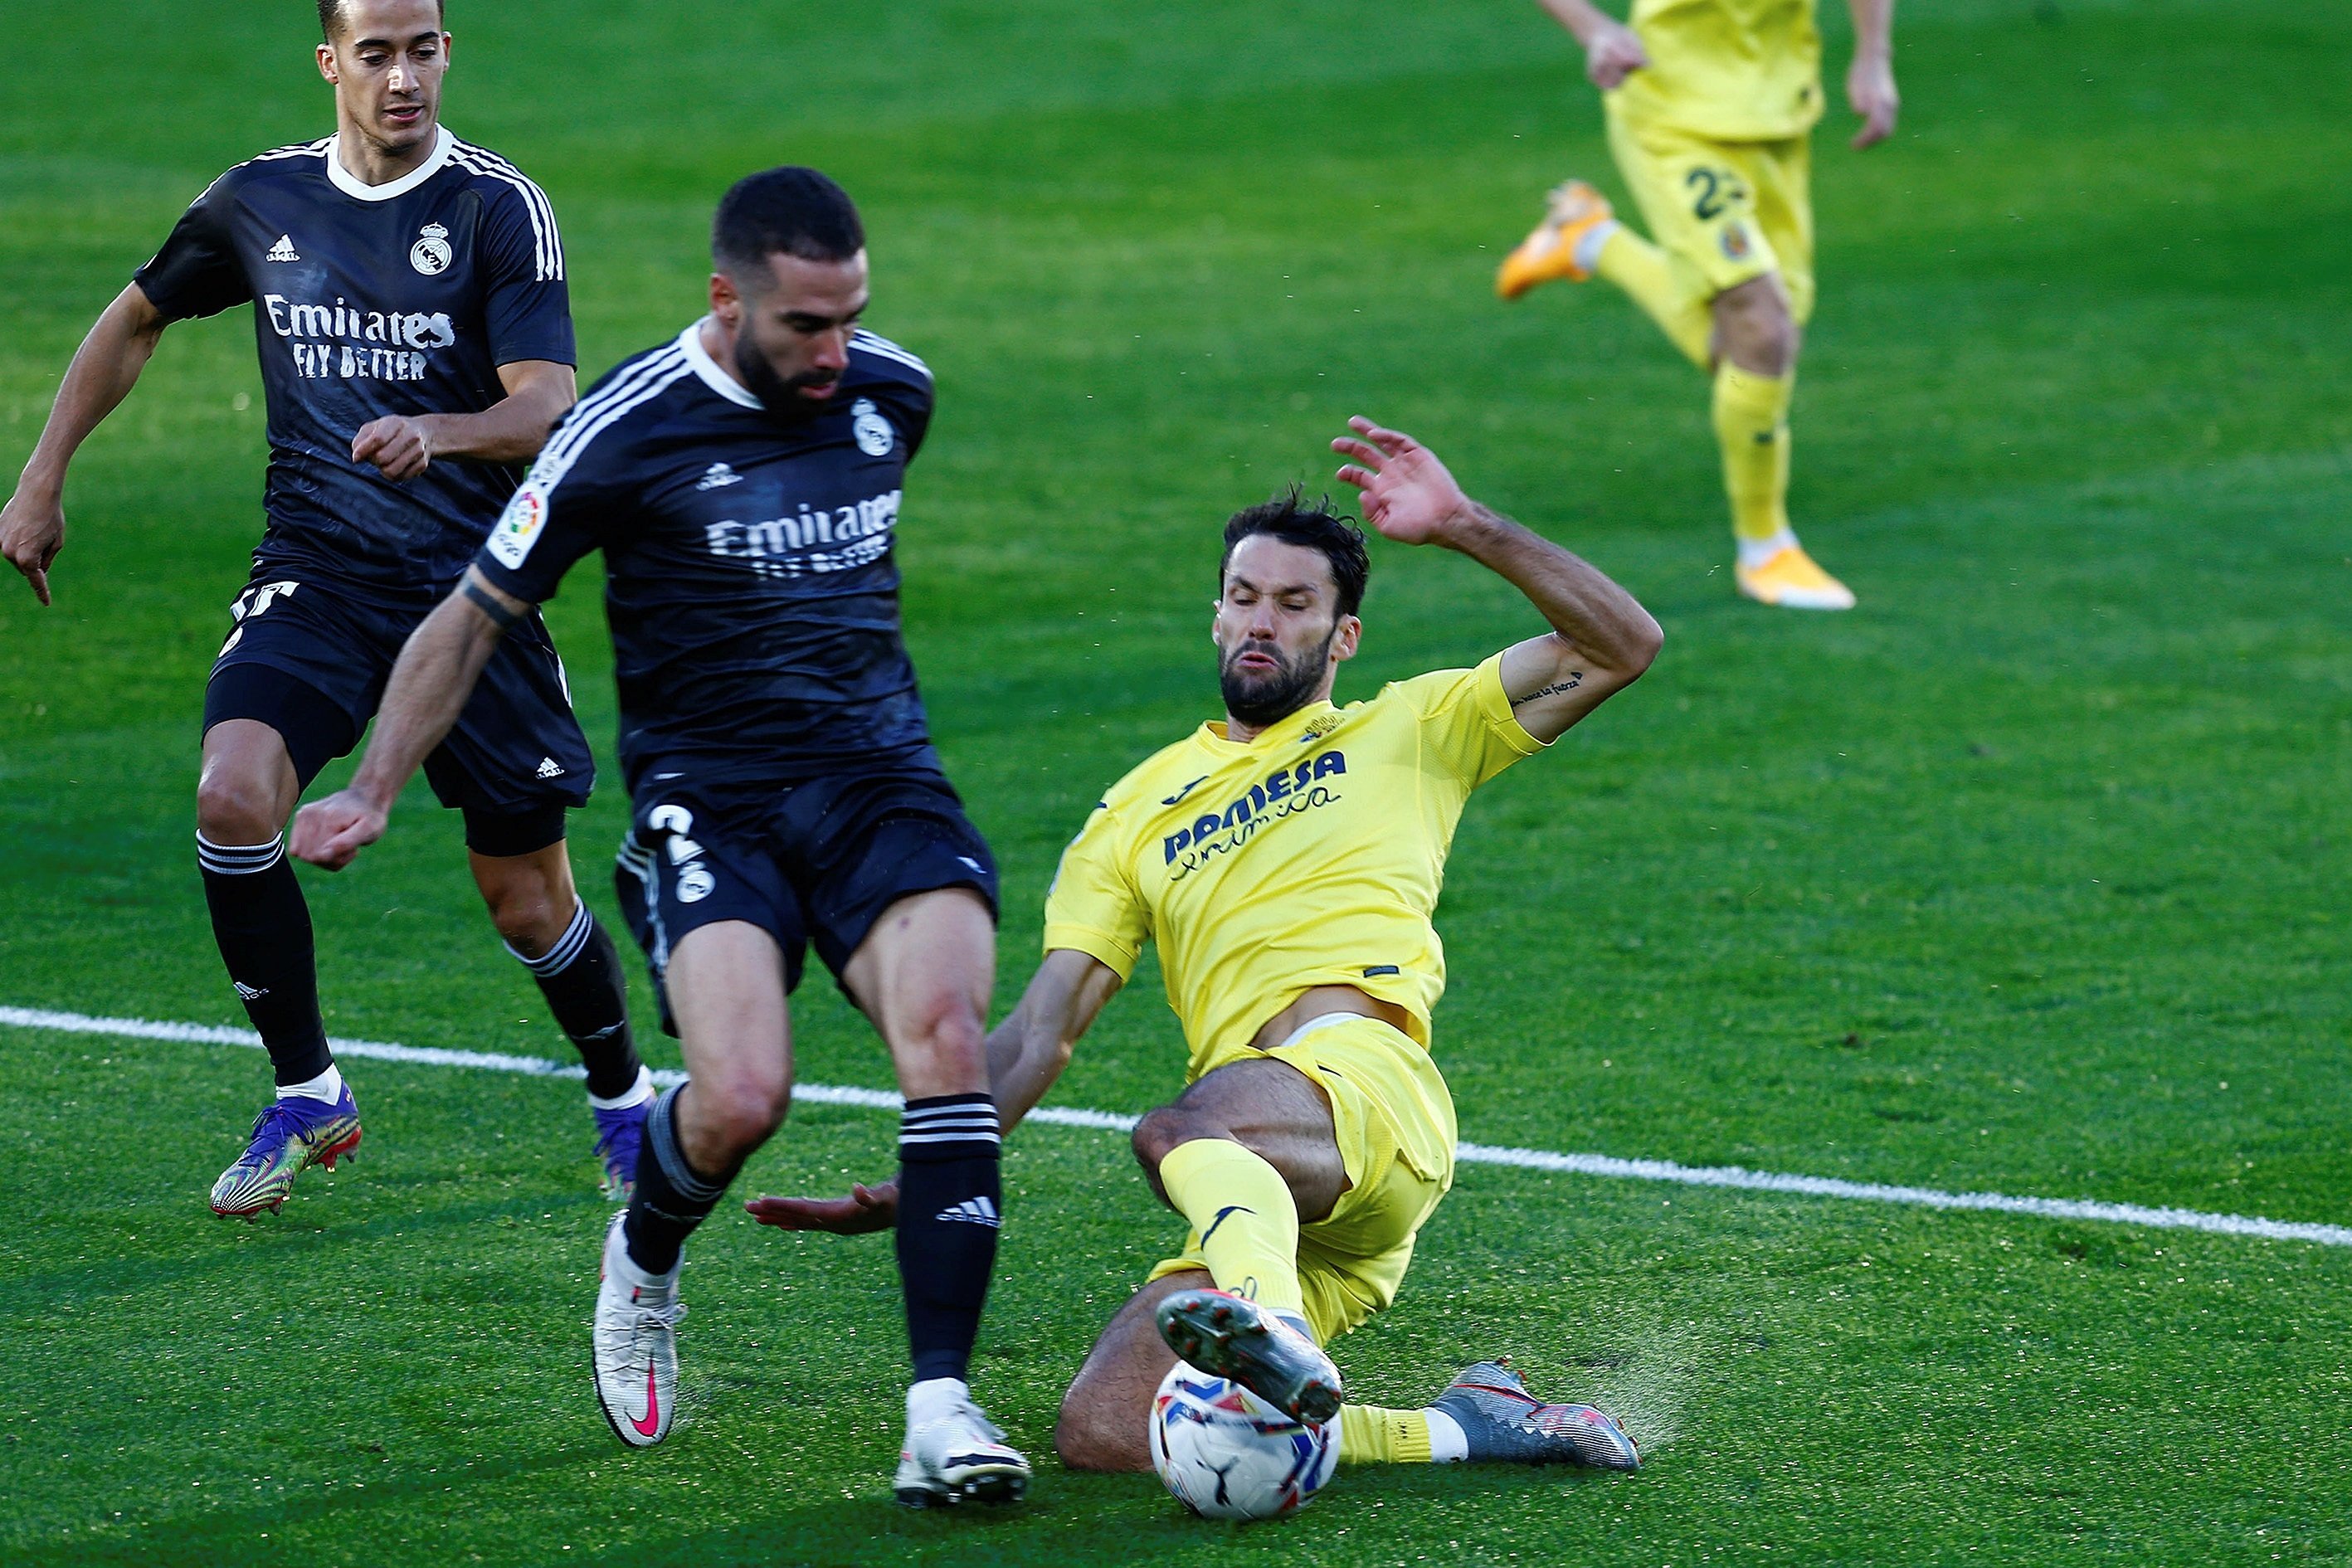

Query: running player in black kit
294;168;1030;1504
0;0;650;1218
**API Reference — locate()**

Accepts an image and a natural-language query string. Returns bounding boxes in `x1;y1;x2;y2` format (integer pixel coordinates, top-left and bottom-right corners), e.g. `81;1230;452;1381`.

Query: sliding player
754;419;1659;1473
1497;0;1899;611
0;0;647;1217
293;167;1030;1506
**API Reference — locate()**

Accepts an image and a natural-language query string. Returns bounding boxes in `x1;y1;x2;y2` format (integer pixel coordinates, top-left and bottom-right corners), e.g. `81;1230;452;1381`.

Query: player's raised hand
1848;53;1899;149
353;415;435;481
746;1181;899;1234
1583;17;1650;90
291;790;389;871
1333;416;1473;547
0;488;65;606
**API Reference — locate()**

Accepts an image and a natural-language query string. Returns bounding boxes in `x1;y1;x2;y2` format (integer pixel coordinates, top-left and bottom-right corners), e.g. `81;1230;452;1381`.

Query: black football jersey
475;321;941;791
134;127;575;600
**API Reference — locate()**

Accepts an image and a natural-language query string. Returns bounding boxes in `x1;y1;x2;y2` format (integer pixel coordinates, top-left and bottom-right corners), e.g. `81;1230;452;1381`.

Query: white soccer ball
1148;1361;1340;1520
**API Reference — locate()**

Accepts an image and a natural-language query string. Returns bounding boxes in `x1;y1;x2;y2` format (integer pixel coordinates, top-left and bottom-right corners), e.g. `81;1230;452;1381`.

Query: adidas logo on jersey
535;757;566;779
265;236;300;263
936;1196;1001;1229
695;462;743;490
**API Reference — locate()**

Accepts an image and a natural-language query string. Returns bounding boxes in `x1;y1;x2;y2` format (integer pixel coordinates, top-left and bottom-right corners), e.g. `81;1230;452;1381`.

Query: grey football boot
1432;1361;1641;1469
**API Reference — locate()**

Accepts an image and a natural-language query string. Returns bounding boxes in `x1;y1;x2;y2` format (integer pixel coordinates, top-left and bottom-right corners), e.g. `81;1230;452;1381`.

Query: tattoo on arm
460;578;523;631
1512;673;1585;707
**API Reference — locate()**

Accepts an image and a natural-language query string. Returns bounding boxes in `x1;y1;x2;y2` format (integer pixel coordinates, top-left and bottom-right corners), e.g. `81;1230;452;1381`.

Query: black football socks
623;1084;734;1277
894;1093;1004;1384
198;833;332;1087
507;899;645;1101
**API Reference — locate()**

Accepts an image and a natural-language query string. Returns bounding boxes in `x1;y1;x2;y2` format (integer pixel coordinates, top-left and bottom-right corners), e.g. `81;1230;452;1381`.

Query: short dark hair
713;168;865;281
319;0;446;41
1220;488;1372;620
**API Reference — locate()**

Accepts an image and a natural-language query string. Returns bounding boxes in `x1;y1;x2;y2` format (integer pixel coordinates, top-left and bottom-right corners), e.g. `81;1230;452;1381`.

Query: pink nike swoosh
631;1366;662;1437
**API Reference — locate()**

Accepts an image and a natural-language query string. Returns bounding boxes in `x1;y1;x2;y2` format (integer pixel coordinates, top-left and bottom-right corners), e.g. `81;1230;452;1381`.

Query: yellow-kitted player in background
752;418;1663;1476
1499;0;1899;610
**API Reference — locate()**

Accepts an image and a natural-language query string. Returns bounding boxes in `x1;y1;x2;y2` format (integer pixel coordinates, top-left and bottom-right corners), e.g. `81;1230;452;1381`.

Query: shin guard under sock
894;1093;1003;1384
1157;1137;1307;1317
622;1085;732;1277
197;833;331;1087
1714;362;1797;546
508;900;645;1101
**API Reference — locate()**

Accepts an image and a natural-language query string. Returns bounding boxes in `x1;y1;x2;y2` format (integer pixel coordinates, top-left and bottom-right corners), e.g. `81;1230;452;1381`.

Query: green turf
4;0;2350;1562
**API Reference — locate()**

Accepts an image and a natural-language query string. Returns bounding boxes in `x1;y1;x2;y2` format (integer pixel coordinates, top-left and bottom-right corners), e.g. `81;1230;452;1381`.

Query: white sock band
278;1063;344;1104
1424;1406;1469;1463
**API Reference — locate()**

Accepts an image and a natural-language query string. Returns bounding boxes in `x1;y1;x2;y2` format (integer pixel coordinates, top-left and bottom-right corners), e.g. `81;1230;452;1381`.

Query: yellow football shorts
1147;1015;1458;1344
1606;103;1816;324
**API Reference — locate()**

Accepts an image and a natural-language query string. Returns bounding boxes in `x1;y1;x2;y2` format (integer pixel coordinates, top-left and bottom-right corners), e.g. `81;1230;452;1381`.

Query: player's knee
194;769;285;845
903;999;988;1083
483;884;562;952
1714;280;1798;374
1131;1104;1215;1174
694;1071;791;1156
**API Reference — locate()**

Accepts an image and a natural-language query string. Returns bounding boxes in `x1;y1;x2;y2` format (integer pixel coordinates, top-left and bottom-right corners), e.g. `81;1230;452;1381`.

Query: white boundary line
6;1004;2346;1249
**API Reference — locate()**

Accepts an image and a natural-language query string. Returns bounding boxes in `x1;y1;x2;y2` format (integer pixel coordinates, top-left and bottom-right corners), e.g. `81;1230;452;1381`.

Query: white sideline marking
7;1004;2348;1249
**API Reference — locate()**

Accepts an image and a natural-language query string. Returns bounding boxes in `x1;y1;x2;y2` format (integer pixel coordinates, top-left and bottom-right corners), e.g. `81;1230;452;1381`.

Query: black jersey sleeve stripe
540;346;690;471
452;142;564;281
850;329;933;382
529;350;694;501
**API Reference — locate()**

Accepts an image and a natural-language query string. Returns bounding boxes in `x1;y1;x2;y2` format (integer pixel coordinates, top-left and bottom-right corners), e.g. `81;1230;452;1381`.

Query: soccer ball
1148;1361;1340;1520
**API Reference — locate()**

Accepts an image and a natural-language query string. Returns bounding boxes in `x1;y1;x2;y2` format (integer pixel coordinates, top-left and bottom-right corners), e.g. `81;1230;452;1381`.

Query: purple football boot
210;1085;363;1219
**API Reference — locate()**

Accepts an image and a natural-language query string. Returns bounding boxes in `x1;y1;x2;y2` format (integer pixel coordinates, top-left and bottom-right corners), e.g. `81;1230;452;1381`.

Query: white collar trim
679;319;763;409
324;125;454;202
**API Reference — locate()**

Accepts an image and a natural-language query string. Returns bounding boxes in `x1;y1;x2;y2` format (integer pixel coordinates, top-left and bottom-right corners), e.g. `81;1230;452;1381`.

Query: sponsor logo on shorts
676;866;714;903
535;757;566;779
646;804;716;905
1720;223;1751;261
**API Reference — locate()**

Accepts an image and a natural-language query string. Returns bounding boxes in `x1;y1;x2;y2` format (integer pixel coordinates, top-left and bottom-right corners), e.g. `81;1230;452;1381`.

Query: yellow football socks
1595;227;1712;368
1712;361;1795;545
1339;1405;1434;1464
1157;1137;1306;1317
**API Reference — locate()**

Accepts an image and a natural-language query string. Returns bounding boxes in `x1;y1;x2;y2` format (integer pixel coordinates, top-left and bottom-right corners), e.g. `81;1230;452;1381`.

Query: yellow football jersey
1612;0;1824;143
1042;655;1546;1083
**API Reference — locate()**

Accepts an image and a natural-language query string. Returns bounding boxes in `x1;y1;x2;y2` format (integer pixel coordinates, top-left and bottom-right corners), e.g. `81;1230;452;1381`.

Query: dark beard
733;332;838;424
1220;633;1333;728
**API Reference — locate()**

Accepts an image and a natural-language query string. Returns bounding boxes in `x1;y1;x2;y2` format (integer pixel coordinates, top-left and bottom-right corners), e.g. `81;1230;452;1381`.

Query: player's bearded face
728;252;872;425
1219;625;1337;727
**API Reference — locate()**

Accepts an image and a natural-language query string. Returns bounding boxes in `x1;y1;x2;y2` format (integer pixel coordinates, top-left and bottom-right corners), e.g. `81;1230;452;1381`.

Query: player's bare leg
1129;1057;1347;1422
1057;1269;1207;1472
595;920;791;1448
471;841;650;1193
842;887;1030;1506
197;720;360;1218
1712;274;1853;609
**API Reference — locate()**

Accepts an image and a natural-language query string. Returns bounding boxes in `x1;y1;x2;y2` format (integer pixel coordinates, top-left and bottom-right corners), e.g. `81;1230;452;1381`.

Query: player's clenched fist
291;790;389;871
352;414;436;481
0;489;65;606
1582;17;1650;89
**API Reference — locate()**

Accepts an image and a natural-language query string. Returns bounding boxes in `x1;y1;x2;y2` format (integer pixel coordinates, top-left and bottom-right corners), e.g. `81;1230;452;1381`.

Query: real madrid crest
411;222;454;276
851;397;894;457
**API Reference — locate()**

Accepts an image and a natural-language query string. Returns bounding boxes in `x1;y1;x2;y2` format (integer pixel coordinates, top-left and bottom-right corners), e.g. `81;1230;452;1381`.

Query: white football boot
592;1210;684;1448
894;1384;1031;1507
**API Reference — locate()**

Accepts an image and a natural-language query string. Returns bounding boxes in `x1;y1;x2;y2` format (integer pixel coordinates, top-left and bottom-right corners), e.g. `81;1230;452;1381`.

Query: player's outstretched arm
1846;0;1900;149
1334;416;1662;744
1;285;170;606
290;567;530;869
745;948;1124;1235
1531;0;1649;90
351;358;577;483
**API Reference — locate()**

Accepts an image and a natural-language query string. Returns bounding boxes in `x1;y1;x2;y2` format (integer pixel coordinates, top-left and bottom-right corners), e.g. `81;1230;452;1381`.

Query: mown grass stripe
6;1003;2344;1248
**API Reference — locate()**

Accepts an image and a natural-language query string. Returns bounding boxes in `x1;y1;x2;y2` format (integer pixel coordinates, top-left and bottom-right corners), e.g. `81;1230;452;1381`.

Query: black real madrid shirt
134;127;575;601
474;320;941;791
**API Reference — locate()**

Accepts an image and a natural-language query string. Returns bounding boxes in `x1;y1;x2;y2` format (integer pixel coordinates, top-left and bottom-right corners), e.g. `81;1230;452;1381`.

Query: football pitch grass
3;1;2349;1561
